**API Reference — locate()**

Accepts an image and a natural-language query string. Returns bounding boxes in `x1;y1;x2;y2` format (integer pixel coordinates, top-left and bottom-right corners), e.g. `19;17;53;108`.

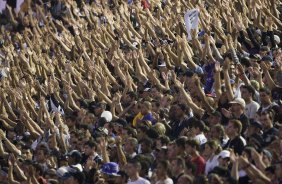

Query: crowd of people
0;0;282;183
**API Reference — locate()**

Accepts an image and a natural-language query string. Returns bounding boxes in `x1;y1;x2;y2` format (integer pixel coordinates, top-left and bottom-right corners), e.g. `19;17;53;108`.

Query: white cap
274;35;280;44
158;62;166;67
229;98;246;108
144;88;151;92
101;111;113;122
218;150;230;159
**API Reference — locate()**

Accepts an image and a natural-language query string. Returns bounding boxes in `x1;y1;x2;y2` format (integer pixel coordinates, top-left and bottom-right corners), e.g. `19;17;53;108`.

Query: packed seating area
0;0;282;184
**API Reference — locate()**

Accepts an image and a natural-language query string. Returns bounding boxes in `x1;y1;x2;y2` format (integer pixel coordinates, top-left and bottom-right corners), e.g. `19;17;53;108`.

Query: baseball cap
274;35;280;44
261;56;273;63
158;62;166;67
229;98;246;108
210;110;222;119
100;162;120;176
218;150;230;159
68;150;82;160
250;121;263;130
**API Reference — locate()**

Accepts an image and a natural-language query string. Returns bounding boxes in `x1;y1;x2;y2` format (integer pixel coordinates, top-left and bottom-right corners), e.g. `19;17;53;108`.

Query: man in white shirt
241;85;260;120
126;160;150;184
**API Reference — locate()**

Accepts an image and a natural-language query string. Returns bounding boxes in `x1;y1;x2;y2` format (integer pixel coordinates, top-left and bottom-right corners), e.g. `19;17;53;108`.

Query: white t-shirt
205;155;219;175
194;133;207;145
244;101;260;119
127;177;151;184
156;178;173;184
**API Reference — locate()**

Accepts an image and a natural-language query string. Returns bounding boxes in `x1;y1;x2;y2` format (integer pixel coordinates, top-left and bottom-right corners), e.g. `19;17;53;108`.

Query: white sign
0;0;7;13
16;0;25;13
184;9;200;40
0;0;25;13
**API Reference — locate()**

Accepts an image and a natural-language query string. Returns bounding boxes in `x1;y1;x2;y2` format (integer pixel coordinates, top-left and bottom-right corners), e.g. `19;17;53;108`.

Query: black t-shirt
223;136;245;155
169;116;195;140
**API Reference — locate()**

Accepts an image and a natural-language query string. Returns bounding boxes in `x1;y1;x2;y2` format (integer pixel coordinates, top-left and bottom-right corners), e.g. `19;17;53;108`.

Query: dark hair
241;85;256;97
127;159;142;169
176;137;188;150
84;140;98;149
158;135;170;145
177;103;188;112
140;137;153;147
126;91;137;100
259;87;271;95
192;120;206;132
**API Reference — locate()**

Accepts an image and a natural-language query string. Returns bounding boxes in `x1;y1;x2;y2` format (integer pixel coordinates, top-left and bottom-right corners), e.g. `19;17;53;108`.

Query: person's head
124;137;138;154
191;120;206;135
247;121;263;136
260;110;274;130
229;98;245;115
208;111;222;126
156;160;170;178
22;146;33;161
82;113;95;125
209;124;225;141
171;157;185;176
140;101;152;115
68;150;82;165
185;139;200;155
123;91;137;106
259;46;270;57
92;102;106;117
83;140;98;156
156;136;170;150
136;125;149;141
175;137;188;156
174;103;187;120
217;150;231;168
35;146;49;163
177;174;193;184
140;137;153;154
261;55;273;68
168;104;177;120
225;120;242;138
125;159;142;178
204;140;222;158
259;88;272;106
241;85;255;102
167;141;176;160
151;101;161;113
63;170;85;184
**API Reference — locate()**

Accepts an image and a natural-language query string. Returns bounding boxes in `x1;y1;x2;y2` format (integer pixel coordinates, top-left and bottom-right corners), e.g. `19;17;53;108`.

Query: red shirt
190;156;206;175
141;0;150;9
